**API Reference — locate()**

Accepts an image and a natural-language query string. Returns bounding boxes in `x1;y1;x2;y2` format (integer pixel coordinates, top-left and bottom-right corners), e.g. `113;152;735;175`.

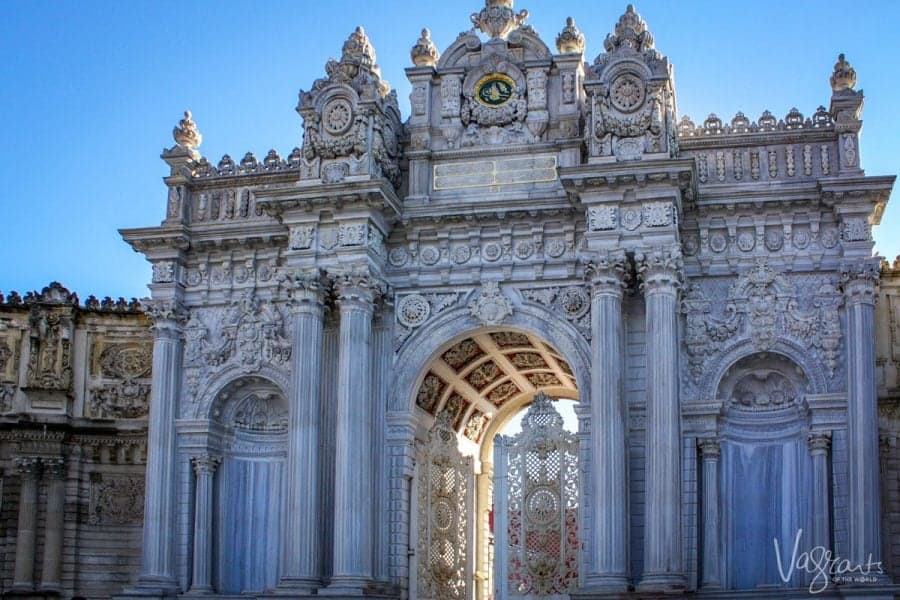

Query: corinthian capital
14;456;43;479
636;247;683;294
141;297;188;336
807;431;832;455
191;454;222;475
330;267;387;310
840;259;880;306
280;268;327;312
583;250;630;297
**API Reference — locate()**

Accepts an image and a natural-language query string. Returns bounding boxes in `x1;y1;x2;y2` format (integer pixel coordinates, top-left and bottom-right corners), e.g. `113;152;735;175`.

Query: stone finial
556;16;585;54
342;26;376;68
604;4;655;53
411;28;440;67
830;53;857;92
471;0;529;40
173;110;202;150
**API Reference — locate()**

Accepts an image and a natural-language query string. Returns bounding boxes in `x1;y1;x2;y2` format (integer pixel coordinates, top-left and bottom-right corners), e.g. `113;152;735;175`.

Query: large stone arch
391;300;591;416
190;364;289;421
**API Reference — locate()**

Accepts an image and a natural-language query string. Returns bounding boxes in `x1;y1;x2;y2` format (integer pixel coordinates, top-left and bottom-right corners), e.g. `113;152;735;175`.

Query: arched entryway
408;328;582;600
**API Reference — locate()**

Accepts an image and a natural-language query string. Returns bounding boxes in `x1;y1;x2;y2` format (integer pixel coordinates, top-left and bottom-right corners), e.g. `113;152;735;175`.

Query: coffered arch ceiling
414;330;578;446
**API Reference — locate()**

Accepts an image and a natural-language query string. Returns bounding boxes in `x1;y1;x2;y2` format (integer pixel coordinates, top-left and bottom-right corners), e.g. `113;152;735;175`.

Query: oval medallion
475;74;515;107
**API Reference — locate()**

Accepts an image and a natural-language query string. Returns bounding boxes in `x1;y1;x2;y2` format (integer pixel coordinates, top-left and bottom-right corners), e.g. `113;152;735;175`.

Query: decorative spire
342;26;376;68
172;110;201;151
830;53;857;92
604;4;655;53
411;28;440;67
556;16;585;54
471;0;529;40
319;27;390;98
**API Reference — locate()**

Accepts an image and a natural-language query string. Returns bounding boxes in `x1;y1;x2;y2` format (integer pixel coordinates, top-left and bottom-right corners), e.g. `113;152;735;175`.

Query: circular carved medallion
388;247;408;267
514;241;534;260
559;286;589;319
420;245;440;265
765;230;784;251
451;245;472;264
709;232;728;253
792;230;810;250
610;73;645;113
432;499;454;532
736;231;755;252
482;243;502;262
820;227;839;249
525;487;559;526
545;238;566;258
397;294;431;328
323;98;353;135
475;73;515;107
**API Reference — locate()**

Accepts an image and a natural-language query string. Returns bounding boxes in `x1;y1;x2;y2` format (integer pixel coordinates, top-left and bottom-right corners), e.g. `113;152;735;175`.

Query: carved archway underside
414;331;577;444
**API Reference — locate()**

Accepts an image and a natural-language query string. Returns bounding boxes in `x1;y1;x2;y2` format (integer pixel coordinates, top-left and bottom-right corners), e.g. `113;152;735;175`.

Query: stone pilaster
280;269;327;591
637;248;686;592
583;251;630;591
40;457;67;592
324;270;382;594
698;439;721;590
12;456;41;590
190;454;220;593
136;298;186;592
808;432;833;554
841;262;885;571
493;437;510;599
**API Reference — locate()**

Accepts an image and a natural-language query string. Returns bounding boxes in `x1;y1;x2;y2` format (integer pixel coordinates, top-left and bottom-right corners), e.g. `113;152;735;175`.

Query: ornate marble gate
493;394;579;599
417;414;475;600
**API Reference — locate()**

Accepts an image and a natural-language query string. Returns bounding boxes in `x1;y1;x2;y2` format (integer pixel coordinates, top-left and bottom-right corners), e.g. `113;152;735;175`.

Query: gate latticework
418;413;474;600
494;393;579;599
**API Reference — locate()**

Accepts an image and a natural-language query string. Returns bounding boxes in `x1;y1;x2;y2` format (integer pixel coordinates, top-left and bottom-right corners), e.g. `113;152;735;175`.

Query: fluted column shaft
638;250;685;591
281;273;326;589
190;455;220;593
808;432;832;554
13;457;41;590
843;264;883;570
40;458;67;591
698;439;721;590
139;300;184;589
328;274;378;591
585;256;629;590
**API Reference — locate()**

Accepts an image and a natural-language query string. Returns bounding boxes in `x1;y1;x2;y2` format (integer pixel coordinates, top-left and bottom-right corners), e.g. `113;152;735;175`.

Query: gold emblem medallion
475;74;515;107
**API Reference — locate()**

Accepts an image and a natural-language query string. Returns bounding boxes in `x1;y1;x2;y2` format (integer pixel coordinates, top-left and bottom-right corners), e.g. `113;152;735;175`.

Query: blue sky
1;1;897;300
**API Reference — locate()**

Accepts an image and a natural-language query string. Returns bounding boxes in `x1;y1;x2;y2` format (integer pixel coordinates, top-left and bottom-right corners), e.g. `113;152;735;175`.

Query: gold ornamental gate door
493;393;580;599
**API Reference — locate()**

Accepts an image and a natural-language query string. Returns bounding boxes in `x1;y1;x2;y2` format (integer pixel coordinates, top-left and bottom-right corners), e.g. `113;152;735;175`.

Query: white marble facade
2;1;900;599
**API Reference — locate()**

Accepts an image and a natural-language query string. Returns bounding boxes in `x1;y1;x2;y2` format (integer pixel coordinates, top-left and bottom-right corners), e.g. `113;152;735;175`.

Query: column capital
808;431;833;455
142;297;188;338
330;267;387;312
697;438;721;459
636;247;683;296
281;268;327;314
42;457;66;479
841;260;880;306
583;250;630;297
191;454;222;475
14;456;42;479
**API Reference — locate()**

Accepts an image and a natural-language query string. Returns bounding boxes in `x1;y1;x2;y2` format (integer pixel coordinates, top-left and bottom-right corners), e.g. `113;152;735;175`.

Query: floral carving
521;285;591;339
417;372;447;414
441;339;485;372
682;263;844;383
89;343;153;419
89;474;145;525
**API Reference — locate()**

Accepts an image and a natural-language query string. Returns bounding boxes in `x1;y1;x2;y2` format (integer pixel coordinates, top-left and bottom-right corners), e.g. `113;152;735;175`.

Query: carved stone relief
89;342;153;419
88;473;145;525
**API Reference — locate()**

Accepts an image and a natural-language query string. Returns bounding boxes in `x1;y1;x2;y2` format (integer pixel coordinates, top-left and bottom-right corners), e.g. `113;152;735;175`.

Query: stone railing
677;106;833;138
191;148;303;179
0;283;141;314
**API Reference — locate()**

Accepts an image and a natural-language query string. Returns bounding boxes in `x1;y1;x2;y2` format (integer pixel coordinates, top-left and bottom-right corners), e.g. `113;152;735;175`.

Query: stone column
698;439;721;590
40;457;67;592
280;271;326;591
137;298;185;591
842;261;883;570
584;253;629;590
190;454;220;593
12;456;41;590
808;432;832;554
325;271;380;594
493;437;510;600
637;248;685;591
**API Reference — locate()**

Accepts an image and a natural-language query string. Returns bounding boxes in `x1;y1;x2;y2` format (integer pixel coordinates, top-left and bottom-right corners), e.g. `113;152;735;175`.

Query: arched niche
209;376;287;594
715;352;812;591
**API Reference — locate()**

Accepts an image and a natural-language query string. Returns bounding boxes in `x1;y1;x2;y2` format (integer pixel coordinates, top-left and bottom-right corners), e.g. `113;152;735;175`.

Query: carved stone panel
88;473;145;525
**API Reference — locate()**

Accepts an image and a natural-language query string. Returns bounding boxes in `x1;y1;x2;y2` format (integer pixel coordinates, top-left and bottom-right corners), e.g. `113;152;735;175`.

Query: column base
318;577;392;599
636;574;686;594
578;574;631;594
113;577;180;600
272;576;322;596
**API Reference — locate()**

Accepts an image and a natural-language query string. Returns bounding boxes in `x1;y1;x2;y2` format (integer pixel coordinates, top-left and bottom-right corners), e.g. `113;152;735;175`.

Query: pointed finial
411;27;440;67
173;110;201;150
830;53;857;92
556;16;585;53
341;25;376;67
605;3;654;53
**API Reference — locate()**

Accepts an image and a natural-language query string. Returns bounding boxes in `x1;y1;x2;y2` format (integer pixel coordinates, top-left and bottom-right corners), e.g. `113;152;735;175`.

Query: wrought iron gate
493;393;579;599
417;413;474;600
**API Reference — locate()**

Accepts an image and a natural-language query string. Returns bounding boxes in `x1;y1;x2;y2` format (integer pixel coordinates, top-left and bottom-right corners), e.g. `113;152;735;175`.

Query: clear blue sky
1;1;897;300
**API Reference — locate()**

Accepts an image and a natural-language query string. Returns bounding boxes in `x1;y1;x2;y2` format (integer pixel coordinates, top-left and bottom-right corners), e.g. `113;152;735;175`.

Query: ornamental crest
469;281;513;326
186;292;291;374
682;263;843;384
